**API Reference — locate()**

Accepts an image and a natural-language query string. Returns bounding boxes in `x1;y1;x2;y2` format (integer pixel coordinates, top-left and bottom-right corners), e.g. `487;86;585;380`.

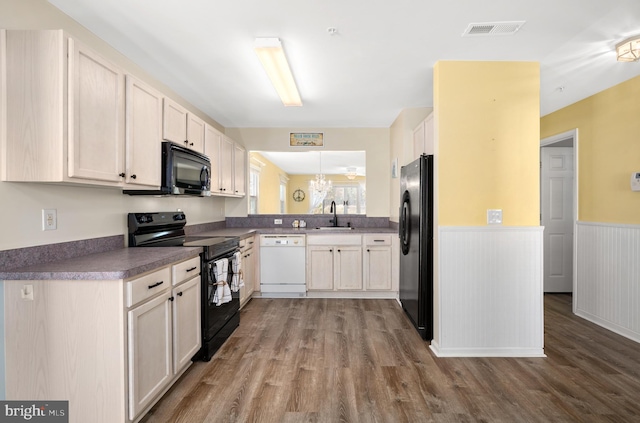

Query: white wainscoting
431;226;545;357
575;222;640;343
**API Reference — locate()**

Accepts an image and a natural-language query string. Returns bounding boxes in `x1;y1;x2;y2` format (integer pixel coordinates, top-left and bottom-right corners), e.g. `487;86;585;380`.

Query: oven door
202;250;240;344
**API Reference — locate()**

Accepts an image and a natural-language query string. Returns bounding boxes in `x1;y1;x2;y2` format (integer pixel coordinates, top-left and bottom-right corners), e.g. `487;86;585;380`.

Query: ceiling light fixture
616;36;640;62
254;38;302;106
345;167;357;180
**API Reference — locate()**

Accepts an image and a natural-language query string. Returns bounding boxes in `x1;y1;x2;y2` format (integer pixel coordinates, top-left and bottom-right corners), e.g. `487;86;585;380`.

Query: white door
541;147;574;292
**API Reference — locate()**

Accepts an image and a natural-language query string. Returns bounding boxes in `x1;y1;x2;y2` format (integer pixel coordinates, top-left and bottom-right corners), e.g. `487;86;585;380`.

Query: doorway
541;130;577;293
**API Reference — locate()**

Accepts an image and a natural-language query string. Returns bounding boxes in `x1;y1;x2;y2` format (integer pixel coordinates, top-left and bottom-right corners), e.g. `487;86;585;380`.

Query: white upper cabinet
186;113;205;154
204;124;222;194
413;112;434;158
162;97;188;145
233;143;246;196
125;75;162;187
1;30;126;186
162;97;205;154
220;136;234;194
68;38;125;182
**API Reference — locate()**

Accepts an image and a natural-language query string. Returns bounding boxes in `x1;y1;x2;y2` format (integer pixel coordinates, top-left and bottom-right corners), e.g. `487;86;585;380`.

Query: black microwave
124;142;211;196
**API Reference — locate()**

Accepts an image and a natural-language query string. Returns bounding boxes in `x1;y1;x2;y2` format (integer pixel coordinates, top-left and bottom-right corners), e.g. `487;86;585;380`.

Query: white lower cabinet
307;233;397;295
239;235;256;307
128;256;201;421
172;275;202;373
128;289;173;420
363;234;393;290
3;255;201;423
306;235;363;291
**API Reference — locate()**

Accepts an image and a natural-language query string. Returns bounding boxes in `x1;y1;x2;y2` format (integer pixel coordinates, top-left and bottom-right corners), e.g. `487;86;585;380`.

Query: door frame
540;129;579;311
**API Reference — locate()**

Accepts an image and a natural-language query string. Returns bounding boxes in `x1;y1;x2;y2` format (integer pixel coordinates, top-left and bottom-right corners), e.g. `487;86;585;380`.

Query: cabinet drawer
363;234;392;246
127;267;172;307
172;256;200;285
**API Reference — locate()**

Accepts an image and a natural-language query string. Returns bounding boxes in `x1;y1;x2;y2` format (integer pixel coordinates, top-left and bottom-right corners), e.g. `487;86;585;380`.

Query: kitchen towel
231;251;244;292
213;258;230;306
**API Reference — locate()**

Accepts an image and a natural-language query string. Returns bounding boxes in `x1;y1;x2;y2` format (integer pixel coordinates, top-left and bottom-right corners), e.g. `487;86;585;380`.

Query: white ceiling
49;0;640;128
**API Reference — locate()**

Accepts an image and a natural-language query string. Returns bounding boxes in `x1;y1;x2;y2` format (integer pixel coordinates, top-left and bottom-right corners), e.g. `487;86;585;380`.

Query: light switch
487;209;503;225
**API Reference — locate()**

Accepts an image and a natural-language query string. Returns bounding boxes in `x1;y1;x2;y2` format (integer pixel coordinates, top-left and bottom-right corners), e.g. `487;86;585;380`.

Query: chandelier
345;167;357;180
310;152;332;197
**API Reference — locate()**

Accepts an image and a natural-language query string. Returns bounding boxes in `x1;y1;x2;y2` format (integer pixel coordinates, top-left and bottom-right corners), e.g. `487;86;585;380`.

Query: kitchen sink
314;226;354;230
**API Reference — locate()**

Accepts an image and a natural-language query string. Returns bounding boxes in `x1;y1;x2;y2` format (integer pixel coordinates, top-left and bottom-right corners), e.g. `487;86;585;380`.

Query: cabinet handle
177;292;183;297
148;281;164;289
119;172;125;178
169;296;175;302
329;249;333;252
189;142;194;146
337;249;341;253
373;239;385;242
131;174;137;179
186;266;197;272
367;249;370;252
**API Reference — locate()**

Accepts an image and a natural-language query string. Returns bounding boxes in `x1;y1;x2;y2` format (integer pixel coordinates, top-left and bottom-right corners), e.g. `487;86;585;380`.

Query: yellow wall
434;61;540;226
541;75;640;224
250;153;288;214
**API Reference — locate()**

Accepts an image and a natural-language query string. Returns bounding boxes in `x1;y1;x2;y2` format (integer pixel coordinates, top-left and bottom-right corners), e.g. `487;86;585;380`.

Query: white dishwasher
260;234;306;297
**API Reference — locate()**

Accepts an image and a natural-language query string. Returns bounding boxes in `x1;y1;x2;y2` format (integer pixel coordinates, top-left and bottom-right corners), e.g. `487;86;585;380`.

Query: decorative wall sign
290;132;324;147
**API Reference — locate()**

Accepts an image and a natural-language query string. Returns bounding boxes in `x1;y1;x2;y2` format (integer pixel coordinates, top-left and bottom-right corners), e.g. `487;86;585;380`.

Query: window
249;166;260;214
279;176;288;214
320;183;366;214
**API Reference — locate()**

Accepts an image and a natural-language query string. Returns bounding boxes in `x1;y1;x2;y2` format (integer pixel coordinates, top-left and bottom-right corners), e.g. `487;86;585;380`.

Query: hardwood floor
141;295;640;422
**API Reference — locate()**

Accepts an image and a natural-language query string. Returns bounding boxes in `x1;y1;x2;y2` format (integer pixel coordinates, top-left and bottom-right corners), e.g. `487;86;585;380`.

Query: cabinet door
220;136;234;194
2;30;66;182
335;246;363;290
412;120;425;160
204;124;222;194
364;246;392;290
125;75;162;187
172;276;201;374
162;97;187;144
233;143;246;196
307;246;334;290
186;113;205;154
68;38;125;182
128;290;172;421
242;246;255;302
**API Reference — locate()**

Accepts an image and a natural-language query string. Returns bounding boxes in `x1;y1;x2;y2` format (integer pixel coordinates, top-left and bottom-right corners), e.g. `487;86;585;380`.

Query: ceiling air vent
462;21;526;36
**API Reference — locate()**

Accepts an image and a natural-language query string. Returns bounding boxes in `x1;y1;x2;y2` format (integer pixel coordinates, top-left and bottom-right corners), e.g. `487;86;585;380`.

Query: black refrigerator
399;154;434;340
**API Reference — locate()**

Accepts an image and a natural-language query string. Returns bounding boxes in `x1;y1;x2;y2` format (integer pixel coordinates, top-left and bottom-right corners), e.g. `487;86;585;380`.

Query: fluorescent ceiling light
616;36;640;62
254;38;302;107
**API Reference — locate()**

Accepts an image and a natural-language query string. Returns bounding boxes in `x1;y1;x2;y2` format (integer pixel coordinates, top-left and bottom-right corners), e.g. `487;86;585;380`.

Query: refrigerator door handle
400;190;411;255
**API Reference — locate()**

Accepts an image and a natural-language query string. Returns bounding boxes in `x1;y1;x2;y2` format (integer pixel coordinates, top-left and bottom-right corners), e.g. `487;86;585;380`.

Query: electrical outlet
274;219;283;225
42;209;57;231
21;284;34;301
487;209;503;225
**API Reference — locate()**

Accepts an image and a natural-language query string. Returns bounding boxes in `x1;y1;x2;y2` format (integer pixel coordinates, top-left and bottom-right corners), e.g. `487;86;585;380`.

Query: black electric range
128;212;240;361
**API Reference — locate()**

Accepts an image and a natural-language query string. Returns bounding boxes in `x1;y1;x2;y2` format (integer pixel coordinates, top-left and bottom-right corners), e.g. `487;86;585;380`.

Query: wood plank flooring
141;295;640;422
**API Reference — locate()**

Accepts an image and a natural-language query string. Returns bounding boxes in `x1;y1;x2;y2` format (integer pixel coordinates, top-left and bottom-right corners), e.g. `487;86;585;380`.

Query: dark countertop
0;247;202;281
0;226;395;281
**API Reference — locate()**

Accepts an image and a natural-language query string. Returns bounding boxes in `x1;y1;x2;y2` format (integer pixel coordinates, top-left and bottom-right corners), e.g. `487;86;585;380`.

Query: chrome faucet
330;200;338;227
